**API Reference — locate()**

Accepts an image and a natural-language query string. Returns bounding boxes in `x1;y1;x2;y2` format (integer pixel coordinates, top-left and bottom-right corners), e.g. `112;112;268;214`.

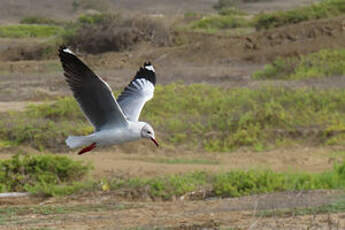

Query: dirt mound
243;16;345;62
178;16;345;64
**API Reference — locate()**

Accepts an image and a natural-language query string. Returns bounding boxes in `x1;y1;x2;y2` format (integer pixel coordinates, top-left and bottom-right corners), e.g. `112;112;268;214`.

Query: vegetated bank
1;84;345;152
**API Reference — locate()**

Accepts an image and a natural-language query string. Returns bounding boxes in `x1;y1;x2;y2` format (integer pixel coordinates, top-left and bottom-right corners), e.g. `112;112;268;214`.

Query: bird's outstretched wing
58;47;128;131
117;62;156;121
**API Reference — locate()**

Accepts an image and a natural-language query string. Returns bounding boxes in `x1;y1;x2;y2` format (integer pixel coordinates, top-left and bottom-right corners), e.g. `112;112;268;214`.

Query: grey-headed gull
58;46;159;155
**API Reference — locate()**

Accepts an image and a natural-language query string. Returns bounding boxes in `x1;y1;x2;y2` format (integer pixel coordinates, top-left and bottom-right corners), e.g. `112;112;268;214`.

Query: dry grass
64;14;172;54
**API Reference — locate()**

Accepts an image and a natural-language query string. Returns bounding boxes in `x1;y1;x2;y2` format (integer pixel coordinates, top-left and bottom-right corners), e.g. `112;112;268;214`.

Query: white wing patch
117;78;154;121
145;65;155;72
63;48;74;55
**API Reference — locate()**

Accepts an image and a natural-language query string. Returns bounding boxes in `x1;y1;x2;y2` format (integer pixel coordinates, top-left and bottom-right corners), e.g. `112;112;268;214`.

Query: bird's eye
147;131;151;134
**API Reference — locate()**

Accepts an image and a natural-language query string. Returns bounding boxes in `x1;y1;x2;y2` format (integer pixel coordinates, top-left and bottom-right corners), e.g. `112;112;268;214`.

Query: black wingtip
144;61;152;67
58;45;66;55
58;46;76;58
133;62;156;85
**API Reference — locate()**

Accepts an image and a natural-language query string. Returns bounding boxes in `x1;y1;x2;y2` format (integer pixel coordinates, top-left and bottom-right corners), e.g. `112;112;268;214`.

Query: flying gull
58;46;159;155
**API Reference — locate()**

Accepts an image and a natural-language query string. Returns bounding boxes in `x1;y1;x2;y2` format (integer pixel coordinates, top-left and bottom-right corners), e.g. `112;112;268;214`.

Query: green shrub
0;24;63;38
3;154;345;198
213;0;237;11
0;154;91;193
218;7;246;16
71;0;110;12
191;15;251;30
77;13;115;24
253;49;345;80
20;16;62;25
254;0;345;30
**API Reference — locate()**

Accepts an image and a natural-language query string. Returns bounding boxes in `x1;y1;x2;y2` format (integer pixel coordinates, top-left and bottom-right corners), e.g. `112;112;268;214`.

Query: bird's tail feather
65;136;90;149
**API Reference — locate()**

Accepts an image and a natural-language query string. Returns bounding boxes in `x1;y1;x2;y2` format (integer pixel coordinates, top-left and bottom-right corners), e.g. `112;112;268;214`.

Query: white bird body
58;47;159;154
66;121;146;148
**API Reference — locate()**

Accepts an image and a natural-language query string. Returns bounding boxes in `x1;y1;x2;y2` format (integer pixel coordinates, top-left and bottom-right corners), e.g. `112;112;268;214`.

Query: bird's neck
128;121;146;138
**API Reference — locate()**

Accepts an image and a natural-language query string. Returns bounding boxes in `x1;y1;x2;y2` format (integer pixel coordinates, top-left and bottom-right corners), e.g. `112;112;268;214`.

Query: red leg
78;143;96;155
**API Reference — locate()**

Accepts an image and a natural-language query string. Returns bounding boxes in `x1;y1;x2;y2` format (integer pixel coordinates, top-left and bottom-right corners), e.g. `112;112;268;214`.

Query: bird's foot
78;143;96;155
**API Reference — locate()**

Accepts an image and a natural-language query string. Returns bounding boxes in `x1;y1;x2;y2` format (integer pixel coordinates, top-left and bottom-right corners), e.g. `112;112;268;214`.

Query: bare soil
0;0;319;23
0;189;344;230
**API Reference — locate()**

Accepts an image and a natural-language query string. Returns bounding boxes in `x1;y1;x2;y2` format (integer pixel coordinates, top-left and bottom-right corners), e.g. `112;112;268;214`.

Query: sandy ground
69;147;343;178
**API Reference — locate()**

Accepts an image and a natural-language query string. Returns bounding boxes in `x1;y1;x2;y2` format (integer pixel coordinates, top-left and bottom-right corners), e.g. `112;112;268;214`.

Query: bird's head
141;124;159;147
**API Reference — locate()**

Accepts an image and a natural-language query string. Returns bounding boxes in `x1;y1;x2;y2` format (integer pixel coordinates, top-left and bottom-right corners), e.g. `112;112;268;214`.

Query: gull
58;46;159;155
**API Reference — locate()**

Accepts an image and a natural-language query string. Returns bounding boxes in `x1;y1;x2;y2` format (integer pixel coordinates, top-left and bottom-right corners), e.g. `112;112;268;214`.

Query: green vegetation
0;154;91;196
20;16;62;25
218;7;246;16
214;0;237;11
3;153;345;199
144;84;345;151
0;98;90;150
188;4;250;33
64;160;345;199
0;24;63;38
253;49;345;80
254;0;345;30
3;84;345;152
190;0;345;33
190;15;251;31
1;13;169;58
77;13;115;25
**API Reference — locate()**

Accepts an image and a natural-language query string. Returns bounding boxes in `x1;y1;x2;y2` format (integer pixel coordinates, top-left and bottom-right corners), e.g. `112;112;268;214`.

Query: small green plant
218;7;246;16
77;13;115;24
253;49;345;80
213;0;237;11
72;0;80;11
20;16;62;25
191;15;251;31
74;0;110;12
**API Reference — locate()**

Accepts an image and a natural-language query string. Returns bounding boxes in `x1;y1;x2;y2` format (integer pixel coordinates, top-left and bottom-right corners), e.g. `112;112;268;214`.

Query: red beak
150;137;159;147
